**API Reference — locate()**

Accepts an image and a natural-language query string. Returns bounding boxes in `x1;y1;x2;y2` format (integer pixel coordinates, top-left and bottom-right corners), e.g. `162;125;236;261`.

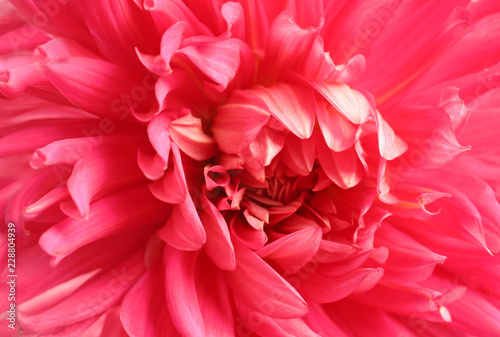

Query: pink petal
212;90;270;154
163;247;205;337
148;144;188;204
203;165;231;191
137;22;185;76
229;215;268;250
358;2;470;100
249;83;315;139
195;254;235;337
316;100;357;152
199;194;236;271
235;297;320;337
0;121;99;157
42;57;146;117
169;114;218;161
84;0;159;66
143;0;212;37
221;2;245;40
158;195;207;251
30;138;97;169
302;304;349;337
296;267;383;303
120;261;180;337
289;0;324;29
280;132;318;176
257;223;322;274
316;140;364;189
137;150;167;181
178;36;241;89
39;186;166;259
371;108;408;161
324;0;404;63
147;113;173;164
258;11;319;83
375;225;446;283
237;127;286;170
225;242;309;319
17;251;145;332
310;81;370;124
67;149;143;219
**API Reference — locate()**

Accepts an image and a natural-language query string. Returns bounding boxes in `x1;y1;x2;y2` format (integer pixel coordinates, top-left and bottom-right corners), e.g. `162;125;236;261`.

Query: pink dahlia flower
1;0;500;336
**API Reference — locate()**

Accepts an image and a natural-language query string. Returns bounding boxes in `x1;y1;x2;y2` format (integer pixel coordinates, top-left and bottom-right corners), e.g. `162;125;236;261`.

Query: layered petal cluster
1;0;500;336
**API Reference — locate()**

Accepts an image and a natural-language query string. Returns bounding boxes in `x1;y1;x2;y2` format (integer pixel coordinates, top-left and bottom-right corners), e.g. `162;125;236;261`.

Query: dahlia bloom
1;0;500;336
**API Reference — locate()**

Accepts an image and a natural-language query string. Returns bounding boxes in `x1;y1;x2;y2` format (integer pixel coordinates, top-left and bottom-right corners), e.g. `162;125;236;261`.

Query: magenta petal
226;242;309;319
